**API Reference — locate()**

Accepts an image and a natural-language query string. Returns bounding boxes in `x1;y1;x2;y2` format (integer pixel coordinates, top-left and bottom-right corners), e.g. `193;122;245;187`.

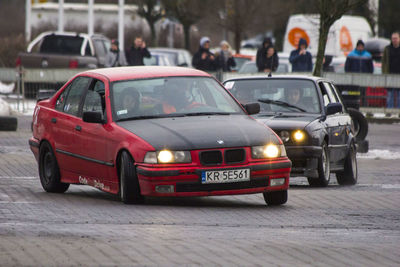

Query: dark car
29;66;291;205
223;75;357;187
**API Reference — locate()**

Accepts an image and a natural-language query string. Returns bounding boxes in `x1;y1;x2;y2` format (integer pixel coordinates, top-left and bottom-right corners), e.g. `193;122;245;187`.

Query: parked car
148;48;192;67
232;54;254;72
29;66;291;205
224;75;358;187
17;31;111;69
143;52;173;66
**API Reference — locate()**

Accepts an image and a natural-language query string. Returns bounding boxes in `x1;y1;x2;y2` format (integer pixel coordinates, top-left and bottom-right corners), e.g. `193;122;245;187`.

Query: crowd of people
106;31;400;108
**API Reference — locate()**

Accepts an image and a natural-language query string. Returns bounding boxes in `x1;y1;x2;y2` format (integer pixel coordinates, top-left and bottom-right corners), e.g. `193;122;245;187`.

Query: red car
29;66;291;205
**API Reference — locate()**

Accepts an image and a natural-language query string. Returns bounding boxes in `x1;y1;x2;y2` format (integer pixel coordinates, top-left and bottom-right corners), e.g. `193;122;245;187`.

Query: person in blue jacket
345;40;374;73
289;38;313;72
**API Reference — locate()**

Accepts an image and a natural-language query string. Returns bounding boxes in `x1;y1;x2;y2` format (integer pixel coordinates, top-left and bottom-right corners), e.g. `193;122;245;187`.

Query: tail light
69;59;78;68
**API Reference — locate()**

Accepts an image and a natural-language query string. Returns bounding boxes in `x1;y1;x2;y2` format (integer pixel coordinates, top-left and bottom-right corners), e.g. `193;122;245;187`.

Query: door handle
75;125;82;131
51;118;57;124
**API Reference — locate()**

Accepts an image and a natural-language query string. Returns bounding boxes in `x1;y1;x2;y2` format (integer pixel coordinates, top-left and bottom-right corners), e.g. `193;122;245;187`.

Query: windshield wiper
257;98;306;112
117;114;184;122
180;112;232;116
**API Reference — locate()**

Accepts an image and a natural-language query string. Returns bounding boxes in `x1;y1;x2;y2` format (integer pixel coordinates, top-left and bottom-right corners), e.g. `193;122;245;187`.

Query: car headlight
144;150;192;164
251;144;286;159
293;130;305;142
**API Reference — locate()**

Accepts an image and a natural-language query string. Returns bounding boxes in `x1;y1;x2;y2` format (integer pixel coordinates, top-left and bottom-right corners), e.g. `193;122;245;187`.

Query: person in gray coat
105;39;127;67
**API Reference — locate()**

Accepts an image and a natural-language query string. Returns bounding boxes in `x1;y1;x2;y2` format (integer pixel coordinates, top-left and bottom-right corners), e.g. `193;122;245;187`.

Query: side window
55;84;71;111
329;83;345;108
63;77;91;116
323;82;339;102
82;80;106;117
319;82;331;107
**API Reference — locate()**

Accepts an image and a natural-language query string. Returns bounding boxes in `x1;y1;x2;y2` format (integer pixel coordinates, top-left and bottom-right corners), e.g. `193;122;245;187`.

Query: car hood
117;115;280;150
255;113;320;130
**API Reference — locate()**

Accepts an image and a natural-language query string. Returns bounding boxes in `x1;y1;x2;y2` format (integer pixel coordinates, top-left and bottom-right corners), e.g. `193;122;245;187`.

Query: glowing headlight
252;144;286;159
158;150;173;163
144;150;192;164
293;130;305;142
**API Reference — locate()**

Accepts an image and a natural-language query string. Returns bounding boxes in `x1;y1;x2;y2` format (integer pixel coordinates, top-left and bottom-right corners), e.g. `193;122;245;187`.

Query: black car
223;75;357;187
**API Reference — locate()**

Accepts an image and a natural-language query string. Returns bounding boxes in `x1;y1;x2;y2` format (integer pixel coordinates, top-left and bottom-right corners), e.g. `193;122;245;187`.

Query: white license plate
201;169;250;184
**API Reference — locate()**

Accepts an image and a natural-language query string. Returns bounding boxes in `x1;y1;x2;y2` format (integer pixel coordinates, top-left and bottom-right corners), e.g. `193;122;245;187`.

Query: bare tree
162;0;208;50
313;0;368;76
137;0;163;46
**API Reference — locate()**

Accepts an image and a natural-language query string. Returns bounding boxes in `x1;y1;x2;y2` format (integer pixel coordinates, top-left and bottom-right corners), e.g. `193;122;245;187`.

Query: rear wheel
39;141;69;193
308;141;330;187
263;190;288;206
119;151;144;204
336;143;358;185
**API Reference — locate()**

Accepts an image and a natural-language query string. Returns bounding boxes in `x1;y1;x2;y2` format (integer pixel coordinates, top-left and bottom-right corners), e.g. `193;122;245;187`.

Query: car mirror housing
82;111;104;124
244;103;260;115
325;103;342;115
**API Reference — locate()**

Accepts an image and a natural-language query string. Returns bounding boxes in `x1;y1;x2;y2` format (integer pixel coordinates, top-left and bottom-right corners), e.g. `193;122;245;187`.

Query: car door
52;76;91;182
74;78;114;188
319;81;347;166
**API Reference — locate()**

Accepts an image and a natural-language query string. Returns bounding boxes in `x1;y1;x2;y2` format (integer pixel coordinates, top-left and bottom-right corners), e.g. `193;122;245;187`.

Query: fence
1;68;400;115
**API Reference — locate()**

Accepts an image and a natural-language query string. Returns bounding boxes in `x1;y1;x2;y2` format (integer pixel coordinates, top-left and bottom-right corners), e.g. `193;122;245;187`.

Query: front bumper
285;145;322;178
136;159;291;197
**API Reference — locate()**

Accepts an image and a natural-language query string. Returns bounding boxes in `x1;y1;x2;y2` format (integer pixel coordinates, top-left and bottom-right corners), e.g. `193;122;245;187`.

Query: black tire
119;151;144;204
39;141;69;193
308;141;330;187
0;116;18;131
263;190;288;206
348;108;368;141
336;143;358;185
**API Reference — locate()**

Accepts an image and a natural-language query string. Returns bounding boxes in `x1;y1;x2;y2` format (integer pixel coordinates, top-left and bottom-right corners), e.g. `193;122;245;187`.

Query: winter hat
356;40;365;47
200;36;210;47
111;39;119;46
299;38;308;48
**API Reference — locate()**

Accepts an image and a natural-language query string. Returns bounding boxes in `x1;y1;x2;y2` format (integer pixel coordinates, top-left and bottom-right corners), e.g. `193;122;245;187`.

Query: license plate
201;169;250;184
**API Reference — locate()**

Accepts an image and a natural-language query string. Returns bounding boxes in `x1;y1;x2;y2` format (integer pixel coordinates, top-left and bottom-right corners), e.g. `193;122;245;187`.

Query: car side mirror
244;103;260;115
83;111;104;124
325;103;342;115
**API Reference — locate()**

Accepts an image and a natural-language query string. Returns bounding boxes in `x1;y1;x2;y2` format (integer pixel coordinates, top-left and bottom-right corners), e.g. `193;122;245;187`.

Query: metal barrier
0;68;399;115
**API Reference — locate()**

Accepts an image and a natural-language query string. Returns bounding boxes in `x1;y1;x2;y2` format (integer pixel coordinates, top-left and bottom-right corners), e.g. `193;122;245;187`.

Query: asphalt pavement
0;116;399;266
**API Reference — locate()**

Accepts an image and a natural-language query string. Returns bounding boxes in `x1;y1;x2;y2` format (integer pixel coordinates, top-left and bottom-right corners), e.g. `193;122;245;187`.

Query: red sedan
29;66;291;205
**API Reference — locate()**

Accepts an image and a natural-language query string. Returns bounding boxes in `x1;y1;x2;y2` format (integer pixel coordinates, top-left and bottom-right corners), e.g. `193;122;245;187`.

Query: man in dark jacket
256;38;278;72
289;38;313;72
344;40;373;73
382;31;400;108
192;37;217;71
126;37;151;66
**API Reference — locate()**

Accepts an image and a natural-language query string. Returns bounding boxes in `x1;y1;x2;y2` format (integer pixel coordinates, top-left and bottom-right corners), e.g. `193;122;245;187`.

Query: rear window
40;35;84;55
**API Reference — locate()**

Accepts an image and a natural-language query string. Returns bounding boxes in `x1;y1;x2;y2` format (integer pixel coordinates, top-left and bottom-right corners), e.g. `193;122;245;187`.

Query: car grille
199;149;245;166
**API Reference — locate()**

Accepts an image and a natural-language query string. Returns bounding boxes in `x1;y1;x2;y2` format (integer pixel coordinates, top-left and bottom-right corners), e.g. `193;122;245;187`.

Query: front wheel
336;143;358;185
39;141;69;193
308;141;330;187
263;190;288;206
119;151;144;204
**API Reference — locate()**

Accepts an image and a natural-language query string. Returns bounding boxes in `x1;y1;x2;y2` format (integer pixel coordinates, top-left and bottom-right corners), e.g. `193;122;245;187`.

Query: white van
283;14;373;57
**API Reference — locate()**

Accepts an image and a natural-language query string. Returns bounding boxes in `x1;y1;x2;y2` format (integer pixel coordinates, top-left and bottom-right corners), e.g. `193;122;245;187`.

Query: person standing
257;45;279;73
256;37;278;72
192;37;217;71
344;40;374;73
126;36;151;66
289;38;313;72
105;39;128;67
382;31;400;108
215;40;236;72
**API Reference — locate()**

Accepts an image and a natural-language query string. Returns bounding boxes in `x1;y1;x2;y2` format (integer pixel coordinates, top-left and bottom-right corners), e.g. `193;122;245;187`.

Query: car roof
83;66;209;82
224;74;329;83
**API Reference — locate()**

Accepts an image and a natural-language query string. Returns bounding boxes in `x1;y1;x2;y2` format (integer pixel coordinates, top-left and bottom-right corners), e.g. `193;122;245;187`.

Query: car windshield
112;77;244;121
226;79;321;113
